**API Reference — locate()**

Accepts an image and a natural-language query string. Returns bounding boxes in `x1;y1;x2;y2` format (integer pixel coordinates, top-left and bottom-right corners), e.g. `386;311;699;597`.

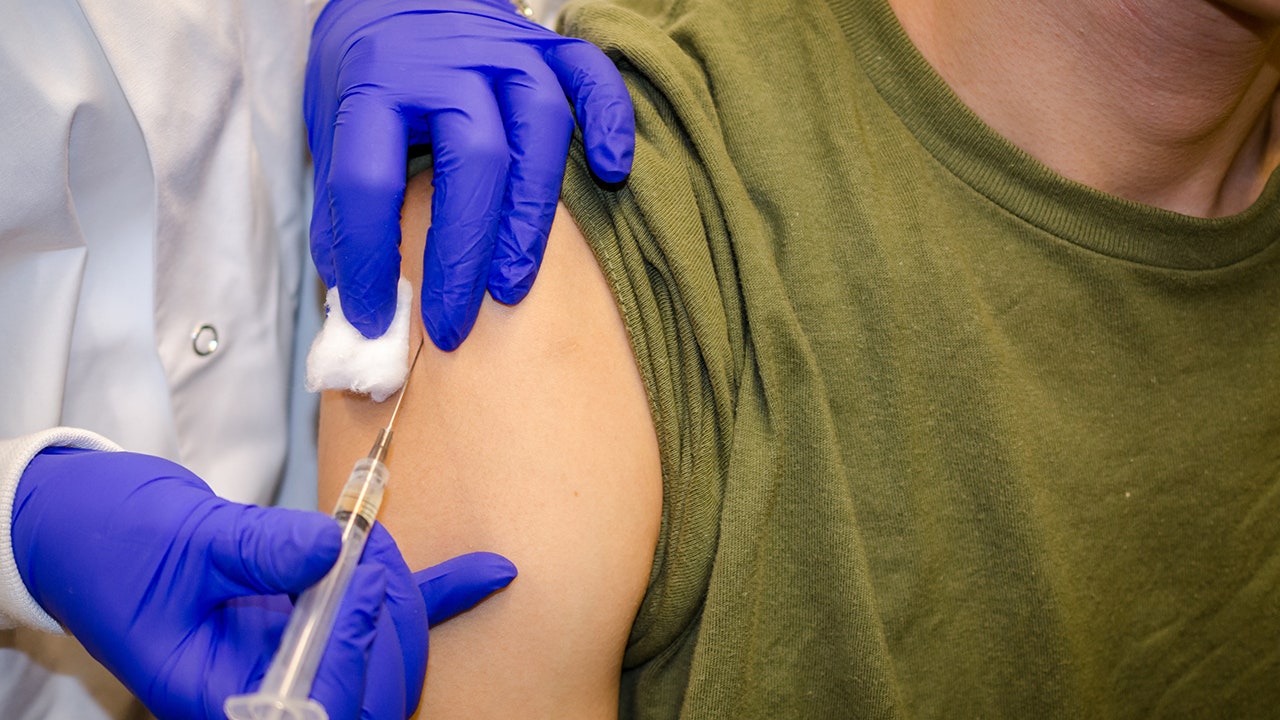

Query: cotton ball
305;278;412;402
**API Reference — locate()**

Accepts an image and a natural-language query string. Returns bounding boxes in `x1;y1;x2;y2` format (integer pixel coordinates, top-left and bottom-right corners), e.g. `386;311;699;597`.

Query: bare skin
887;0;1280;216
318;175;662;719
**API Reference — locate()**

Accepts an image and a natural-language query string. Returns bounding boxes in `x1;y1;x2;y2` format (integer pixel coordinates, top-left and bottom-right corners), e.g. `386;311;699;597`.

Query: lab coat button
192;324;219;356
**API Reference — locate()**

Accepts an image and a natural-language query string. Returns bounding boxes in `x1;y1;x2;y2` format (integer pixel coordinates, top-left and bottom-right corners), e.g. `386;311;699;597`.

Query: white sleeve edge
0;428;122;633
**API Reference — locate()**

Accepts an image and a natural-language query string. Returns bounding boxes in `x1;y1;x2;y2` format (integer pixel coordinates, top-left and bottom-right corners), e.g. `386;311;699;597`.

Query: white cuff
305;278;412;403
0;428;121;632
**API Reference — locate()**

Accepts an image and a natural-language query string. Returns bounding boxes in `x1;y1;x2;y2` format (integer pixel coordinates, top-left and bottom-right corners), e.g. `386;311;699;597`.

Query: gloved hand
13;448;517;720
306;0;636;350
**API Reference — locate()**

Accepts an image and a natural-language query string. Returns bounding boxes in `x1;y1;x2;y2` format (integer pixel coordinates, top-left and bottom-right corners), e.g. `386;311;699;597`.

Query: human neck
887;0;1280;217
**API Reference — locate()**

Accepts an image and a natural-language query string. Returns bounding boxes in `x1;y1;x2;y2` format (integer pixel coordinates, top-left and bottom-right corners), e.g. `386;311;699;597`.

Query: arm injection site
243;261;521;720
258;182;538;720
316;173;663;718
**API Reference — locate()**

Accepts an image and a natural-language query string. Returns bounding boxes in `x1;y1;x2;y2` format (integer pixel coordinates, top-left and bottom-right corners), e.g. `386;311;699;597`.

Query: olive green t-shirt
559;0;1280;717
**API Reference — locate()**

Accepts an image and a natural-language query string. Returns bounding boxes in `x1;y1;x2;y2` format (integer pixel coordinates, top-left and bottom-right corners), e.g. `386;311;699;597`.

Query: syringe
225;340;425;720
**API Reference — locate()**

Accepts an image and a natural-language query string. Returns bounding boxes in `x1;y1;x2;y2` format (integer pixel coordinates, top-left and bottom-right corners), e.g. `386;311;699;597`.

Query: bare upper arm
317;173;663;719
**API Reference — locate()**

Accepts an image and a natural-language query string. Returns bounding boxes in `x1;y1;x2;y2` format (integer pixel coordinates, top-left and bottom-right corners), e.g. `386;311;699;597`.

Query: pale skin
319;2;1280;718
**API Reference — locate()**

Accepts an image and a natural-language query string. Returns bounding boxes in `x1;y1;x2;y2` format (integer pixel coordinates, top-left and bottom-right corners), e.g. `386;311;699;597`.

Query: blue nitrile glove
13;448;517;720
305;0;636;350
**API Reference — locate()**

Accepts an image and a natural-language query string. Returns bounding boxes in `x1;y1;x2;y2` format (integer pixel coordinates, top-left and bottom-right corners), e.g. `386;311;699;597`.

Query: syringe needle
387;338;425;431
368;337;425;463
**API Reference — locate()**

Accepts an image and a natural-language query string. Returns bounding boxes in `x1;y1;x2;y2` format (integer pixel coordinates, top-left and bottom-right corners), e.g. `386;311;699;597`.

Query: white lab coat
0;0;319;506
0;0;317;715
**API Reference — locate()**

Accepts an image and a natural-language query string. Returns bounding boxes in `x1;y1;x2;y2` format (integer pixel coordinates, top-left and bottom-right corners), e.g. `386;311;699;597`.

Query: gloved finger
304;41;339;289
207;505;342;599
421;80;509;351
310;159;339;289
415;551;518;625
487;58;576;305
361;524;428;714
328;89;409;339
544;39;635;183
310;564;390;720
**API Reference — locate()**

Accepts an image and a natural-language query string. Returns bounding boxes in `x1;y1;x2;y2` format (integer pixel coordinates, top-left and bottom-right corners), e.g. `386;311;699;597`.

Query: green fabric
558;0;1280;716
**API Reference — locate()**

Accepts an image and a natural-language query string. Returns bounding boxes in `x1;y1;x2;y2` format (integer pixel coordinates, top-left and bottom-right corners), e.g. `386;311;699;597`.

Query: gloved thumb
208;505;343;598
415;552;518;626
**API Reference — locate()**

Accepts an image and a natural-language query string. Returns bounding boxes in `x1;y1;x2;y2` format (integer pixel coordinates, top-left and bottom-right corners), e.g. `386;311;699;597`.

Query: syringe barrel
224;457;390;720
333;456;390;540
